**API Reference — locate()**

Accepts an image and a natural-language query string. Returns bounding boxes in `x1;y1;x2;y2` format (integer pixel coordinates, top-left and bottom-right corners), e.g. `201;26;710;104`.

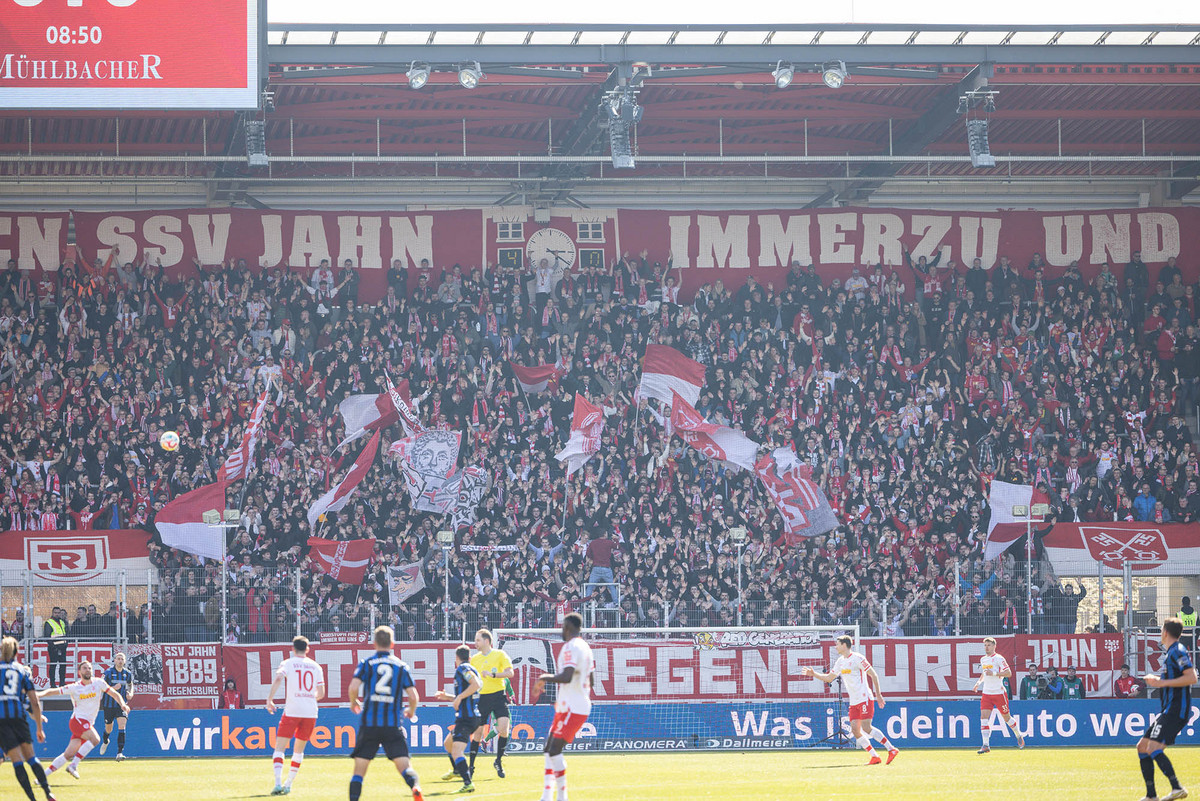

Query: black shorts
0;718;32;752
478;691;509;721
453;717;480;744
1145;713;1188;746
351;726;410;760
103;706;127;725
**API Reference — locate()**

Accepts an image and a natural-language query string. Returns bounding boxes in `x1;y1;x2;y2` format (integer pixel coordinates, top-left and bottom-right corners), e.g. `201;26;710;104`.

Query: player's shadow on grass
793;763;860;770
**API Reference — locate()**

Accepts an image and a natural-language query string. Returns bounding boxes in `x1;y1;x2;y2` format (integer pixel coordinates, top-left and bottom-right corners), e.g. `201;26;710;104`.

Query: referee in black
347;626;424;801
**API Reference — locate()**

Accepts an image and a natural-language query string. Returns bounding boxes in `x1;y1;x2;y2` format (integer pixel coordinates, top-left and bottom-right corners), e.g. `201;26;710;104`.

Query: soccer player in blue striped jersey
435;645;482;794
1137;617;1196;801
347;626;423;801
0;636;56;801
99;652;133;761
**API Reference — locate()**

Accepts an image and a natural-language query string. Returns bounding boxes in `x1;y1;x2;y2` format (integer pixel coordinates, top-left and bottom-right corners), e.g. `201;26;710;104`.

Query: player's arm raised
866;665;886;708
801;665;837;683
265;673;285;714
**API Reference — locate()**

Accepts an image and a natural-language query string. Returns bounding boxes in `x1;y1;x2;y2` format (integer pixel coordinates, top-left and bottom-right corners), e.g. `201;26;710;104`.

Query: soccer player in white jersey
266;636;326;795
533;612;593;801
804;635;899;765
37;660;129;779
972;636;1025;752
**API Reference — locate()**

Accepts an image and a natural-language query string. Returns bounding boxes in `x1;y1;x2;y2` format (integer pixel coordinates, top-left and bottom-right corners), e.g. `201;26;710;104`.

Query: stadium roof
3;23;1200;208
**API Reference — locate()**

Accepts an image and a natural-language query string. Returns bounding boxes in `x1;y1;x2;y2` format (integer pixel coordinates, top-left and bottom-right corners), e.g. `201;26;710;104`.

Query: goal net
494;625;858;753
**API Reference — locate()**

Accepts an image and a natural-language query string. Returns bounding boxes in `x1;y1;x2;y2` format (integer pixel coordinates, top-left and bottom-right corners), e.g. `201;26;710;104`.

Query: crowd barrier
28;700;1195;758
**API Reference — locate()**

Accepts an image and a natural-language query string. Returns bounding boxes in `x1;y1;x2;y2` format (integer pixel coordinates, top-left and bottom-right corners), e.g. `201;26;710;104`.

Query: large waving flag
307;537;376;584
639;344;706;408
510;362;561;394
669;391;759;471
983;481;1053;561
754;446;839;546
390;429;463;513
337;392;400;449
430;464;493;531
555;393;605;476
217;387;269;482
307;431;381;527
156;480;228;560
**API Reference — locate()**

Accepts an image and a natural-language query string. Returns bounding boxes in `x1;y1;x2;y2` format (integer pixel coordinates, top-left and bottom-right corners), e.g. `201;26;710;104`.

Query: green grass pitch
15;747;1199;800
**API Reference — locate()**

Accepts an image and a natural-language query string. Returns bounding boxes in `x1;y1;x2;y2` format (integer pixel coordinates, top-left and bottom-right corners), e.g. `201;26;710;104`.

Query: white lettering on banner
611;646;651;696
860;213;904;266
912;642;952;693
15;216;61;271
95;215;137;262
699;648;737;695
388;216;434;268
817;212;857;263
667;215;691;267
657;645;693;695
785;648;821;694
0;216;10;264
743;649;781;695
1089;213;1132;265
1139;211;1181;262
188;213;232;265
259;215;284;266
757;214;811;267
337;216;382;271
958;216;1002;266
1043;215;1085;266
909;215;953;261
288;215;331;268
955;640;986;693
696;215;750;269
1026;637;1098;669
143;214;184;266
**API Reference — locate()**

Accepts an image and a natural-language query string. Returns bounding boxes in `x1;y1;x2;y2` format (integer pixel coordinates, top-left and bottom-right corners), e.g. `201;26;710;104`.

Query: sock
542;754;554;801
27;758;50;795
455;756;471;785
12;762;36;801
1153;750;1182;791
550;754;567;801
349;774;364;801
401;768;418;790
857;735;878;757
274;751;286;784
1141;753;1157;797
117;731;126;753
981;724;991;746
102;728;110;744
286;753;304;788
469;740;479;771
497;735;508;761
448;753;457;769
49;754;67;772
73;739;95;766
868;729;892;749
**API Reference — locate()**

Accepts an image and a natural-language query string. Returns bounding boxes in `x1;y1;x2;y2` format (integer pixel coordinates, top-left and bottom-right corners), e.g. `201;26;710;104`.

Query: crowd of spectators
0;241;1193;643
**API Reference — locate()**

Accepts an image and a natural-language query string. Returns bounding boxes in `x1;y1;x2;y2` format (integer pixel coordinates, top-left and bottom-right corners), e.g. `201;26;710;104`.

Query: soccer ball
160;430;181;451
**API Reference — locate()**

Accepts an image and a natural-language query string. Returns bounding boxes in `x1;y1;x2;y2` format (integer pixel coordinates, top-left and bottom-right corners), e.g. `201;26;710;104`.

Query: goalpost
494;625;859;753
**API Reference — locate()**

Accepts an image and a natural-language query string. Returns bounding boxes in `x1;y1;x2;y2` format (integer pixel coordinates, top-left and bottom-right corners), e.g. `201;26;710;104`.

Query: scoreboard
0;0;261;109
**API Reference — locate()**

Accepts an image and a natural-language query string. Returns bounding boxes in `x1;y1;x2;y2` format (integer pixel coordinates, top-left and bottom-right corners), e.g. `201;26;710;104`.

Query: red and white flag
983;481;1054;561
1042;522;1200;576
307;537;376;584
156;480;228;561
217;388;269;482
510;362;561;394
337;392;400;449
640;344;706;408
307;431;381;527
386;376;425;437
555;393;606;476
754;446;839;546
670;391;759;471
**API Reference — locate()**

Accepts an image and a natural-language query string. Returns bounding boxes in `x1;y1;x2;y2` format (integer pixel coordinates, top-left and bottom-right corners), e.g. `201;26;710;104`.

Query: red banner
52;206;1200;305
219;633;1122;705
0;213;69;271
160;643;221;698
0;0;257;108
1044;522;1200;576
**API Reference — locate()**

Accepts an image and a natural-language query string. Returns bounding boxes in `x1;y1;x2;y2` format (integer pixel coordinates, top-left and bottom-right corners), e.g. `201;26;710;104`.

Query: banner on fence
1043;522;1200;575
0;529;153;584
31;206;1198;303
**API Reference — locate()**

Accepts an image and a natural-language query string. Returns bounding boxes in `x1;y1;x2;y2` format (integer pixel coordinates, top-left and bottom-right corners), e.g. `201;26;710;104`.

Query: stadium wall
30;700;1197;757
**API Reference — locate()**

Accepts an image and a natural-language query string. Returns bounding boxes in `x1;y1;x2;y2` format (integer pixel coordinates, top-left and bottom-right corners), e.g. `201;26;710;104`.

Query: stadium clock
526;227;577;270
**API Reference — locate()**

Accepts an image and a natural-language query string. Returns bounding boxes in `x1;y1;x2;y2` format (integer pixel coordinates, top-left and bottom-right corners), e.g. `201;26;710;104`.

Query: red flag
386;376;425;436
510;362;561;394
754;446;839;546
307;431;381;527
337;392;399;449
555;393;605;475
218;388;269;482
306;537;376;583
156;480;228;560
639;344;706;407
670;391;759;471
